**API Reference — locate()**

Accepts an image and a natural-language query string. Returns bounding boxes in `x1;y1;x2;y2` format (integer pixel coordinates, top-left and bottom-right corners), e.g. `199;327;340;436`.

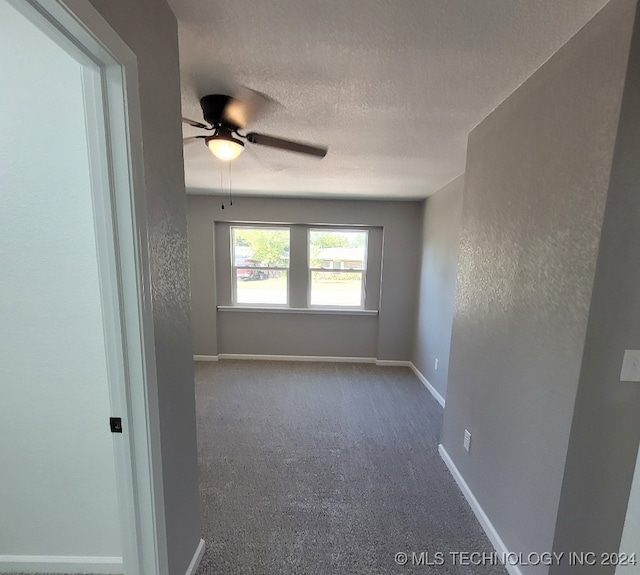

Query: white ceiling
169;0;609;200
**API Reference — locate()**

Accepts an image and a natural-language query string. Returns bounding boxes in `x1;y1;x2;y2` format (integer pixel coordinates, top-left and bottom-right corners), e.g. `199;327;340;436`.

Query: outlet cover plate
463;429;471;452
620;350;640;382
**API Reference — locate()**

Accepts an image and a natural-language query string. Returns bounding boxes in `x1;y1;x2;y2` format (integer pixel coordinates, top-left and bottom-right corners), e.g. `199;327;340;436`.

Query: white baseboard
217;353;377;363
194;354;219;362
409;362;445;407
199;354;425;371
0;554;123;574
184;538;205;575
438;445;522;575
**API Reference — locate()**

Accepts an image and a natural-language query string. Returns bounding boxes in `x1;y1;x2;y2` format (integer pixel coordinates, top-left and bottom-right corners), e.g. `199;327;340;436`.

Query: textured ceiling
169;0;610;200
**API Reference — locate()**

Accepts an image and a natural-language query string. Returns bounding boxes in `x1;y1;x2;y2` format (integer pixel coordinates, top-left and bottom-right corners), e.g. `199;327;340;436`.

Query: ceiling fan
182;88;328;162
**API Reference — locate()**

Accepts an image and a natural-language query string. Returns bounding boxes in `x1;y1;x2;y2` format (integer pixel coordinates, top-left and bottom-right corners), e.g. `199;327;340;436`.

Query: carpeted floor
195;360;507;575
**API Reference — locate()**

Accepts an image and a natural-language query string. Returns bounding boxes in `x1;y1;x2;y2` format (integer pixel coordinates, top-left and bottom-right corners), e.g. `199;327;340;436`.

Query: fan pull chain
228;162;233;206
220;169;225;210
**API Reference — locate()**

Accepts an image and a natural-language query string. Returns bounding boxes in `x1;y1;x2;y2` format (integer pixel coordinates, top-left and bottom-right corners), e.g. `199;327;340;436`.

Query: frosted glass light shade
207;136;244;161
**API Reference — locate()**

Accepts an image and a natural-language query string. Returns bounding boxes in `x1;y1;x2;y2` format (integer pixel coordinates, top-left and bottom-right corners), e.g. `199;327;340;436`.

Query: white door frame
6;1;167;574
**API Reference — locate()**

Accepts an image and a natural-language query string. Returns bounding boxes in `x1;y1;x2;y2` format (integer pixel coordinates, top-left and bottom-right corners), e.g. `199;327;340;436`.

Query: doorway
0;1;161;573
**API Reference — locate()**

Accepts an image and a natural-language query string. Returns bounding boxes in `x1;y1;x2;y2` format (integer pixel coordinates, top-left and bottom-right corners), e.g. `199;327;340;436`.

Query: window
222;223;379;312
231;226;289;305
309;229;368;307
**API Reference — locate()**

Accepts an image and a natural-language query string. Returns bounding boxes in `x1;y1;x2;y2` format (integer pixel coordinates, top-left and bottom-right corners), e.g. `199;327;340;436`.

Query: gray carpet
195;360;506;575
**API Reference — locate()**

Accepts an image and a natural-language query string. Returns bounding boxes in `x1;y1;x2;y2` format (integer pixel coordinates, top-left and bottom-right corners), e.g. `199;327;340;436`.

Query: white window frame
231;225;290;307
307;228;368;309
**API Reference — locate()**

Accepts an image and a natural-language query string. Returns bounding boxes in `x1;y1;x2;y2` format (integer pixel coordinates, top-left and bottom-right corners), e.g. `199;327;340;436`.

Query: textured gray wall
86;1;202;573
187;195;421;360
412;176;464;400
441;0;636;571
551;3;640;571
188;202;219;356
218;313;379;357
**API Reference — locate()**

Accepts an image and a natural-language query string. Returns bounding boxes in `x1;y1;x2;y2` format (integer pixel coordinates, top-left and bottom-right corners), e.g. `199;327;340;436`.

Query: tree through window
232;227;290;305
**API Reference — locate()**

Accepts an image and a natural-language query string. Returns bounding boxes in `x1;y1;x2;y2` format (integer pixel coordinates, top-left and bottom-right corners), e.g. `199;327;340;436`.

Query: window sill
217;305;378;316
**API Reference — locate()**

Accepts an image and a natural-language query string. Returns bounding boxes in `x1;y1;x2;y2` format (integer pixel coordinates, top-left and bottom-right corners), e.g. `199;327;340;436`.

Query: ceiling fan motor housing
200;94;234;127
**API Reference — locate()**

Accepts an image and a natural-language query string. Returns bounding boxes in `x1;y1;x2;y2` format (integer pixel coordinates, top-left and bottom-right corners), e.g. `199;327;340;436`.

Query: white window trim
224;223;378;313
230;225;290;307
217;305;378;316
307;227;368;310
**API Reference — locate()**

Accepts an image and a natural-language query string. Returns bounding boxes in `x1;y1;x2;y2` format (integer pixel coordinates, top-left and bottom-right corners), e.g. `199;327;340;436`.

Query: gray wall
441;0;636;572
187;195;422;360
551;3;640;570
412;176;464;400
86;1;202;573
218;312;379;357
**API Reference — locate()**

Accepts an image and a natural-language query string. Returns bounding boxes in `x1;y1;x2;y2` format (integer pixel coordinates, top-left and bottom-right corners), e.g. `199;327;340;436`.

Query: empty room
181;0;640;572
1;1;639;575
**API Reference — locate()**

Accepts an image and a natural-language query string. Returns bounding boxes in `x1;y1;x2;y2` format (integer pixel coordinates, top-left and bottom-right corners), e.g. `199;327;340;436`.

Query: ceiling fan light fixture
206;133;244;161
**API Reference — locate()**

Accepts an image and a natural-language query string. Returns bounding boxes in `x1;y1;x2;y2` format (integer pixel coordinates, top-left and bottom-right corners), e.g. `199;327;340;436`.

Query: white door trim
7;2;166;574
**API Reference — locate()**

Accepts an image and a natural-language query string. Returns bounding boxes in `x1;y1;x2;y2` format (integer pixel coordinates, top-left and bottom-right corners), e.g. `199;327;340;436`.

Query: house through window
309;229;368;307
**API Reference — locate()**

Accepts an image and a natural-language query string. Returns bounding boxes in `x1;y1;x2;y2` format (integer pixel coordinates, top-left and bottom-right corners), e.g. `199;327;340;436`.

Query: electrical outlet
463;429;471;452
434;358;439;371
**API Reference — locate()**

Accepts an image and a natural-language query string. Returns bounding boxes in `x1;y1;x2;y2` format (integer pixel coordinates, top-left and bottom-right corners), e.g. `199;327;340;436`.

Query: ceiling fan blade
183;135;206;144
245;132;328;158
182;116;209;130
223;87;279;129
242;143;288;172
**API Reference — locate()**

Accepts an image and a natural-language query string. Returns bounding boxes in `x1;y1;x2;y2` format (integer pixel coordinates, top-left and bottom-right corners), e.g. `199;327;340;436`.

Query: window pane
236;270;288;305
310;271;362;307
233;228;290;268
309;230;367;270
